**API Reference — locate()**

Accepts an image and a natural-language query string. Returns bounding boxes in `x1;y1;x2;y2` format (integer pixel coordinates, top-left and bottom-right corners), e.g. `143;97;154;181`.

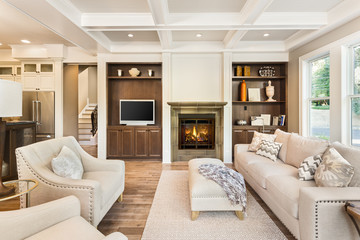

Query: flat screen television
119;100;155;125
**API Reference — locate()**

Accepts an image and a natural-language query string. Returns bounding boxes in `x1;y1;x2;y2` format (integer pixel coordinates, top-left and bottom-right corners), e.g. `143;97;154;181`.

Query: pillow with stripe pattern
256;140;282;162
298;155;322;181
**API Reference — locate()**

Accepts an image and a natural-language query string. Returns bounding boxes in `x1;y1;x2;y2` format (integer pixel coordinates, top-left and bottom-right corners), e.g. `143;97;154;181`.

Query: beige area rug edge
141;170;287;240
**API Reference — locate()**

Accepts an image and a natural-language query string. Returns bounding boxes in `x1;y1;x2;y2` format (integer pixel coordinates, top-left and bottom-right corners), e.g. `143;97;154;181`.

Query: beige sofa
234;133;360;240
0;196;127;240
15;136;125;227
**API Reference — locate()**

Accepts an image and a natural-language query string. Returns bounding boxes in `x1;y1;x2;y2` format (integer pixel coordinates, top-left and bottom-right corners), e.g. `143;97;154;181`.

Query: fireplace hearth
179;114;215;149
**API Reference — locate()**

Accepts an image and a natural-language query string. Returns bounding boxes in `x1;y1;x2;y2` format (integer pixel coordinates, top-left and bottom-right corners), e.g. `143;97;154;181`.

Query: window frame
348;43;360;146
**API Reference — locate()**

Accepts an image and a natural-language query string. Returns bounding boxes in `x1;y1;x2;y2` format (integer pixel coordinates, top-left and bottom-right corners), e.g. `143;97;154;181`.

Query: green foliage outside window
311;56;330;98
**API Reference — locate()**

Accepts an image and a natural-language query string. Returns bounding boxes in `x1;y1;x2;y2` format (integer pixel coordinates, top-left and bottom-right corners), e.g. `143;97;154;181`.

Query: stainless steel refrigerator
21;91;55;142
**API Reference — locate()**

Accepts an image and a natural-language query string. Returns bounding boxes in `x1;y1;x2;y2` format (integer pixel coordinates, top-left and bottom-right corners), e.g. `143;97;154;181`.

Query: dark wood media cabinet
106;63;162;160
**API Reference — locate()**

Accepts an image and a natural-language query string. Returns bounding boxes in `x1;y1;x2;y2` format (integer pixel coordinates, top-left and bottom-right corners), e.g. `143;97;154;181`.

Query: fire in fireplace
179;114;215;149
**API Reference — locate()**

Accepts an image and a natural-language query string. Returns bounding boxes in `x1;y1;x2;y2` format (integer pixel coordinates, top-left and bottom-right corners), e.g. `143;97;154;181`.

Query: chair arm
299;187;360;240
103;232;128;240
234;144;249;155
0;196;80;240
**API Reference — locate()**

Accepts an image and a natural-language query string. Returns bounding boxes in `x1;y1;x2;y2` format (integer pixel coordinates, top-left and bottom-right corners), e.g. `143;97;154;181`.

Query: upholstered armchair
0;196;127;240
15;136;125;227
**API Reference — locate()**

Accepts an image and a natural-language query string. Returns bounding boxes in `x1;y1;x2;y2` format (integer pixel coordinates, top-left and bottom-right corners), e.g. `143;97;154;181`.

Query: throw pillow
256;140;282;162
286;134;329;168
51;146;84;179
331;142;360;187
298;155;322;181
274;129;291;162
314;148;355;187
248;131;276;152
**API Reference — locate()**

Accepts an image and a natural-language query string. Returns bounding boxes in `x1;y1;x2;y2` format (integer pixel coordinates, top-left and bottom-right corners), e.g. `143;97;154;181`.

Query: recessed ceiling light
21;39;31;43
263;33;270;37
128;33;134;38
0;43;2;46
196;33;203;38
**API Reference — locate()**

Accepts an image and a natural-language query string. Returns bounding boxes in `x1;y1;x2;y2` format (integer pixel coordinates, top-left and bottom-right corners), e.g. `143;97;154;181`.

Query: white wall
170;54;223;101
78;67;89;113
88;66;97;104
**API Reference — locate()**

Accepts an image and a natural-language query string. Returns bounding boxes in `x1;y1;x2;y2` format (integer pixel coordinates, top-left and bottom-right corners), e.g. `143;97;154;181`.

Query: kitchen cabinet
22;62;54;90
0;65;21;83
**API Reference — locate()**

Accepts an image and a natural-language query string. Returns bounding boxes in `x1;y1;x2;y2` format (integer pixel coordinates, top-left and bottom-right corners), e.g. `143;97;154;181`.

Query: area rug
141;170;287;240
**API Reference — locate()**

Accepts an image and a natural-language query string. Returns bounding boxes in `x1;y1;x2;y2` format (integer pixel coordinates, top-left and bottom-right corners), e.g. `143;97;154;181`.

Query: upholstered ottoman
188;158;245;220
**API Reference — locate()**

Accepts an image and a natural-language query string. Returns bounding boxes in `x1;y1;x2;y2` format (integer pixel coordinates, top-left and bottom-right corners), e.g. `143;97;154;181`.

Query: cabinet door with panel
134;128;148;157
0;65;21;82
121;128;134;157
22;62;54;90
148;128;162;157
107;130;121;158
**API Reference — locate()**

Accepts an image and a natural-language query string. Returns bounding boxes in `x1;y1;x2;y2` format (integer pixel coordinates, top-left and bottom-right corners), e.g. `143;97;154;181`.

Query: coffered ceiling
2;0;360;54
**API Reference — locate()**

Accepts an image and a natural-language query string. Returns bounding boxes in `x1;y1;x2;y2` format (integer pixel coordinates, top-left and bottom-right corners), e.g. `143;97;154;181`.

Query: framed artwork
248;88;260;101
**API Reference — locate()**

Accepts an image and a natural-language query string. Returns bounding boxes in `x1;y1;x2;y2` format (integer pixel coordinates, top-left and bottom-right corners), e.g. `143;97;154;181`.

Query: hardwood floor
0;146;295;240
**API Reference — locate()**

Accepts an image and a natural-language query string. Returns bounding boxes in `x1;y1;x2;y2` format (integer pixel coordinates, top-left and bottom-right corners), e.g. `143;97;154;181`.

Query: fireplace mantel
167;101;227;107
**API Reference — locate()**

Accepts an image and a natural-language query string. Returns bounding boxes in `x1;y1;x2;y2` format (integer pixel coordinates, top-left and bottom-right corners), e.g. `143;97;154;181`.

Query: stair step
79;129;91;134
79;134;92;140
78;123;92;128
79;118;91;123
80;115;91;119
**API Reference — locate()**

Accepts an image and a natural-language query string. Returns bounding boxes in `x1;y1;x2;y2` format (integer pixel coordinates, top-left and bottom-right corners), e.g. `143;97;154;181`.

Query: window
350;44;360;146
308;55;330;140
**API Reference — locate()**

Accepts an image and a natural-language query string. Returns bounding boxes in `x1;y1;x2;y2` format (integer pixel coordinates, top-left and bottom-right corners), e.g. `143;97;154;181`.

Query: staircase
78;104;97;145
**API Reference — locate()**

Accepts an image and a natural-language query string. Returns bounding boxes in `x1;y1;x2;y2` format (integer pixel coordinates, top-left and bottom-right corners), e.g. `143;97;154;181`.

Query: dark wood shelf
232;76;286;80
232;101;286;104
233;125;286;129
108;76;162;80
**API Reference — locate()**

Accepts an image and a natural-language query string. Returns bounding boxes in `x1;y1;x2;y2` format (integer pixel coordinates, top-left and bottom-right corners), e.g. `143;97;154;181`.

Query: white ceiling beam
255;12;327;27
146;0;172;50
157;31;173;49
147;0;169;25
3;0;104;54
81;13;155;28
239;0;274;24
223;30;248;49
285;0;360;51
224;0;273;49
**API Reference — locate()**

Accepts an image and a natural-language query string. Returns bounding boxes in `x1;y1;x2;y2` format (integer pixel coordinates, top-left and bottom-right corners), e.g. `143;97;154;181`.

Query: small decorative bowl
129;68;140;77
236;120;247;125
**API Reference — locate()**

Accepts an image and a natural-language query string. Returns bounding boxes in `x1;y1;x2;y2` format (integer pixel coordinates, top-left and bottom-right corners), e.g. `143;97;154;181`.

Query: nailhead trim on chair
15;150;95;224
314;200;346;239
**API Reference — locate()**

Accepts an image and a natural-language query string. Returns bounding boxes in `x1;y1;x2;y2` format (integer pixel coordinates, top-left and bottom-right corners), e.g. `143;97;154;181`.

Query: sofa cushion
256;140;282;162
286;134;329;168
51;146;84;180
266;175;317;219
274;129;291;162
298;155;322;181
314;148;354;187
25;216;104;240
246;159;297;188
235;151;273;173
83;171;124;206
331;142;360;187
248;131;276;152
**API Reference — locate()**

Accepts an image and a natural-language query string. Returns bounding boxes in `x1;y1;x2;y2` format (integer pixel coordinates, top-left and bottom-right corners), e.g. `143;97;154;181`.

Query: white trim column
162;52;171;163
97;54;107;159
223;52;232;163
54;58;63;138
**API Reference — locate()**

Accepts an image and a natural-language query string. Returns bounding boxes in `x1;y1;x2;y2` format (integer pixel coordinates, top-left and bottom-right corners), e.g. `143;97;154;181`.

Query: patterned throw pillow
298;155;322;181
248;131;277;152
256;140;282;162
314;148;355;187
52;146;84;179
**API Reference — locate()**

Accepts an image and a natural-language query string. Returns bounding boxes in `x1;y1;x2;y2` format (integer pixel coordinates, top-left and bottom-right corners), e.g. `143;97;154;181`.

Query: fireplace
179;114;215;149
168;102;227;162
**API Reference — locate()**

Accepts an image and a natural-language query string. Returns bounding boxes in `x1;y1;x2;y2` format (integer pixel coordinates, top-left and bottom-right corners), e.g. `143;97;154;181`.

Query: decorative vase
240;80;247;101
266;81;276;101
117;69;122;76
129;68;140;77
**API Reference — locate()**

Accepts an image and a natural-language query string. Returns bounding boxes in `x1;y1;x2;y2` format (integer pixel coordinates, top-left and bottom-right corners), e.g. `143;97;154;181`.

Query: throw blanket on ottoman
198;164;247;211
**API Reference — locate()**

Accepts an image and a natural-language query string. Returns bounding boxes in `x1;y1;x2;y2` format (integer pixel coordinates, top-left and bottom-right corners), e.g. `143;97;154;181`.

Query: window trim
300;53;330;138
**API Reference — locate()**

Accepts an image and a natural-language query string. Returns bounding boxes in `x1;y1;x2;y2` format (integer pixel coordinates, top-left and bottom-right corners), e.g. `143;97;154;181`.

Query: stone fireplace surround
168;102;227;162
